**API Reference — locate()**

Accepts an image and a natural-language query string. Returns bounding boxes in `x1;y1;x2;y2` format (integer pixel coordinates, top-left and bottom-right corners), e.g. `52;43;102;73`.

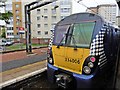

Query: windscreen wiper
57;34;66;48
71;35;77;50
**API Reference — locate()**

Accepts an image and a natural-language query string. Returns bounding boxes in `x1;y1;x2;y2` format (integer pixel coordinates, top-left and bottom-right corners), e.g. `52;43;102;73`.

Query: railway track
2;71;58;89
1;67;120;89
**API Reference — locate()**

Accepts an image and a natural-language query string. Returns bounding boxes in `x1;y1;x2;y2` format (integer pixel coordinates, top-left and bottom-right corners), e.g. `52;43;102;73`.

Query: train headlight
47;47;54;64
83;66;91;74
88;62;94;68
48;58;53;64
82;56;98;75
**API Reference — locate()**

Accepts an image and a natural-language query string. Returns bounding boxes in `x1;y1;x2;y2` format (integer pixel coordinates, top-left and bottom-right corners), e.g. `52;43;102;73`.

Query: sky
72;0;118;14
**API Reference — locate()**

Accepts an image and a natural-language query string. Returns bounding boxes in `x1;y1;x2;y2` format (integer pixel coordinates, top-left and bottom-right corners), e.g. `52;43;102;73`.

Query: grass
5;43;48;51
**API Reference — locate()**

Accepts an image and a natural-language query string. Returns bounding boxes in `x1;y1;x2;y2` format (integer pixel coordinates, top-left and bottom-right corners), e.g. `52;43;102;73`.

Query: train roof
56;12;104;26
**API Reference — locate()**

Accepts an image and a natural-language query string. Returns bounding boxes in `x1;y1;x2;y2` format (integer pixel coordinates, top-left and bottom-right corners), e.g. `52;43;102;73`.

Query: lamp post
25;0;58;54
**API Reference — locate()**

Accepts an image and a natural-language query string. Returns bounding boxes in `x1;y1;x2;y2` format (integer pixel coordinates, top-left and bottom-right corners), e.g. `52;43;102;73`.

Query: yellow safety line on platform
1;60;47;75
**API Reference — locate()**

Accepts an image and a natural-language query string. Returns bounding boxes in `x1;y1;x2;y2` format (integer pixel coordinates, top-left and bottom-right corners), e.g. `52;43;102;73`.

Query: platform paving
0;48;48;88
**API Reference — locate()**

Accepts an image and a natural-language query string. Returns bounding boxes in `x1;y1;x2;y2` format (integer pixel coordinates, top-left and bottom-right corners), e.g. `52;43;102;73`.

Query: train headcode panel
47;13;120;89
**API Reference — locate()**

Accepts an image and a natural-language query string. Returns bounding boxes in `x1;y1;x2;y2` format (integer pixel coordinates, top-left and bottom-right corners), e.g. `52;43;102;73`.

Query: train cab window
54;25;70;45
70;22;95;48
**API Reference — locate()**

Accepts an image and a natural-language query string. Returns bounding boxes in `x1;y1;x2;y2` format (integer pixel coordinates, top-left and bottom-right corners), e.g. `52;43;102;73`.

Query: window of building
16;10;19;14
16;16;20;19
6;4;11;9
7;27;13;30
44;16;48;21
52;9;56;14
16;0;19;2
52;16;56;21
37;31;41;35
51;2;56;6
16;21;19;25
15;4;19;8
37;16;40;21
61;8;70;13
37;9;41;14
51;23;56;29
44;24;48;28
45;31;48;35
44;9;48;13
60;0;70;5
16;27;19;30
45;40;48;42
8;33;13;35
37;24;41;28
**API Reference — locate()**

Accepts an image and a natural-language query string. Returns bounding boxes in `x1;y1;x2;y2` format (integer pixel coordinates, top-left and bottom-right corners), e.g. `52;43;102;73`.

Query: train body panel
52;45;90;74
47;12;120;89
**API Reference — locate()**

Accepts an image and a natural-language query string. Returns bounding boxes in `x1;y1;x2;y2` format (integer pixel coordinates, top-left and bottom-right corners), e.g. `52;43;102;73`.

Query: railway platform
0;47;47;88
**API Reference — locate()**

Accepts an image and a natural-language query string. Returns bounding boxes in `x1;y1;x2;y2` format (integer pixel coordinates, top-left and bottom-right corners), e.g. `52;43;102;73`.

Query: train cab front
47;50;99;89
47;22;101;89
47;13;104;89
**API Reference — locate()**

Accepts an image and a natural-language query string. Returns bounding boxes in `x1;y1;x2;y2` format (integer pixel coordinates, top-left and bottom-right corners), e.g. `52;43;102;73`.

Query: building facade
12;0;72;42
98;4;116;24
6;0;14;39
86;4;117;24
116;16;120;27
86;7;98;14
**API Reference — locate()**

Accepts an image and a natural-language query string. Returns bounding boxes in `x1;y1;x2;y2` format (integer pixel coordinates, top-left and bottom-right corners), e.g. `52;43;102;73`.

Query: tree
0;11;13;24
0;11;13;38
0;0;13;38
1;27;6;38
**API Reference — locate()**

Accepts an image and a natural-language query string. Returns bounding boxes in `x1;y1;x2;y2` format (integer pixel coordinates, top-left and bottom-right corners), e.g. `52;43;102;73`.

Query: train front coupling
55;73;73;89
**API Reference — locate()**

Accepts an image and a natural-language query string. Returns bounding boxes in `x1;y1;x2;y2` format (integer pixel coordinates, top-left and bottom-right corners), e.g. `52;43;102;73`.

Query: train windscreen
70;22;95;48
54;25;70;45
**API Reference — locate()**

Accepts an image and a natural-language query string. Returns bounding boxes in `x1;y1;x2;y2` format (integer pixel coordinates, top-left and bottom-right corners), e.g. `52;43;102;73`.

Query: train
47;12;120;89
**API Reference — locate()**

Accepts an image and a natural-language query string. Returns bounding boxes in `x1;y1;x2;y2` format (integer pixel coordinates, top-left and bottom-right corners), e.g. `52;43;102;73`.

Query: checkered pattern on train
48;30;54;50
90;23;109;69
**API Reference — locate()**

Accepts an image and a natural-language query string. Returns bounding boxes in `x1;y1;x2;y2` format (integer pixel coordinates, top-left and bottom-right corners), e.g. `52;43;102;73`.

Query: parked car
0;39;14;46
6;40;14;46
0;39;7;46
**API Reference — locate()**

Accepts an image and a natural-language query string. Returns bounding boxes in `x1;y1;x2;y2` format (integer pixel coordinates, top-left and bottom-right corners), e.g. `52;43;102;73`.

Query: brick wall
20;38;50;44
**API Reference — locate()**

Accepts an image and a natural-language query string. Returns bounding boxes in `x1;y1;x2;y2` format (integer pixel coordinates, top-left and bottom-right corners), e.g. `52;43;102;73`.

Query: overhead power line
74;0;98;14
